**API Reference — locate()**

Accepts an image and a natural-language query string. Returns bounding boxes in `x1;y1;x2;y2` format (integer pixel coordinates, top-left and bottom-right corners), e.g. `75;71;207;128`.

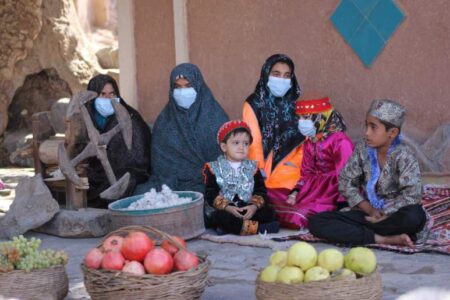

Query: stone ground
32;233;450;300
1;168;450;299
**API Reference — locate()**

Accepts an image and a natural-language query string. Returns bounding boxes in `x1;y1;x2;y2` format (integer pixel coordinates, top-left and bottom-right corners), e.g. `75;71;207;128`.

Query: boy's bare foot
374;233;414;247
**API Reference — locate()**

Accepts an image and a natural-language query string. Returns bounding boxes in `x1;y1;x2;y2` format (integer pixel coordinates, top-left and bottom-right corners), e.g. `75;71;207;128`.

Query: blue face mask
94;97;120;117
267;76;292;97
298;119;317;137
173;87;197;109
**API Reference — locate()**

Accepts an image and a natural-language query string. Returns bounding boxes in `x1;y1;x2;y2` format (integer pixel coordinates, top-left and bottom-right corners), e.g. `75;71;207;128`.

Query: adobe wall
134;0;450;143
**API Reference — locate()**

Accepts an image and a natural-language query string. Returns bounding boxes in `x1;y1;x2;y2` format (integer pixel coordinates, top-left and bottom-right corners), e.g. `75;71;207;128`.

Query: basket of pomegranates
255;242;382;300
0;235;69;300
81;225;210;300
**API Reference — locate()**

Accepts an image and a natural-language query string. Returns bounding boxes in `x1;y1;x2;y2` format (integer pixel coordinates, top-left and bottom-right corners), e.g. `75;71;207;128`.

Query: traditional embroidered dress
309;99;428;245
269;97;353;228
203;156;277;235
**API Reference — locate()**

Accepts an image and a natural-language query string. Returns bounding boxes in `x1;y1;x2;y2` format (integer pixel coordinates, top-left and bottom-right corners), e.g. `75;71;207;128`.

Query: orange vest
243;102;303;190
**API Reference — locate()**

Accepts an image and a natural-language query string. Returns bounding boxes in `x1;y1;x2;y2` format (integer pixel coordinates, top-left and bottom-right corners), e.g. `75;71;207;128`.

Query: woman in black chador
85;74;151;207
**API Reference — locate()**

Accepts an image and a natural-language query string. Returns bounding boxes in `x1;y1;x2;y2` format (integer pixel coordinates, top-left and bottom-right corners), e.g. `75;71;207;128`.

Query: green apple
332;268;357;280
276;266;304;284
344;247;377;275
260;265;281;283
269;250;288;267
317;248;344;272
304;266;330;282
287;242;317;271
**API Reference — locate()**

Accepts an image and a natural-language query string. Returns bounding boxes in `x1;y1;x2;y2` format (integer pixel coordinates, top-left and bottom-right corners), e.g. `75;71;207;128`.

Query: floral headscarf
245;54;304;169
309;108;347;142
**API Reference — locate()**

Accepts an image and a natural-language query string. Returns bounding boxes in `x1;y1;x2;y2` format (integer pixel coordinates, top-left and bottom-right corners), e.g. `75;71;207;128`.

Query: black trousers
308;204;426;245
211;202;276;235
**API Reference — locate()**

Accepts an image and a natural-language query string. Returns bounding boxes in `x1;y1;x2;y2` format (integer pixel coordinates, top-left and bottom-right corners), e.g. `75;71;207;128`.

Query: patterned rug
272;185;450;255
199;228;300;250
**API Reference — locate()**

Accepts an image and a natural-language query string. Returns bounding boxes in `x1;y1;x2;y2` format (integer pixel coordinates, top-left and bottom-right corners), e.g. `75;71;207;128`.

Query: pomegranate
101;251;125;270
122;260;146;276
121;231;155;261
144;248;174;275
84;248;104;269
161;236;187;255
102;235;124;252
174;250;199;271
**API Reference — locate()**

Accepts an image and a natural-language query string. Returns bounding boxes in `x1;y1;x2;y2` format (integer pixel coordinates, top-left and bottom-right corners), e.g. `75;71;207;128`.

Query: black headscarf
245;54;305;169
85;74;152;206
150;63;229;193
87;74;121;99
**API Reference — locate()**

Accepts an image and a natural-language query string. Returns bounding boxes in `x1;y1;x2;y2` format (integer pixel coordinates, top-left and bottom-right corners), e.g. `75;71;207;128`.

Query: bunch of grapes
40;249;69;267
0;236;68;272
0;244;20;265
9;235;41;257
0;255;14;272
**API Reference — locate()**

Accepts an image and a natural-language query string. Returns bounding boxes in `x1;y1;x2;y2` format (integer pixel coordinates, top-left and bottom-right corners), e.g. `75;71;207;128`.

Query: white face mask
267;76;292;97
173;87;197;109
298;119;317;137
94;97;120;117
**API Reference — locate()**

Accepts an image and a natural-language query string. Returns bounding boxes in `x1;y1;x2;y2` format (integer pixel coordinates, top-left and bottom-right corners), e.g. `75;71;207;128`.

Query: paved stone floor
1;168;449;299
16;231;449;300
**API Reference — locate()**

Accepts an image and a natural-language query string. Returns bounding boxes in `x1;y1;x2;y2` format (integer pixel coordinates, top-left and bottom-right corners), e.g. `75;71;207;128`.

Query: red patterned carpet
273;186;450;255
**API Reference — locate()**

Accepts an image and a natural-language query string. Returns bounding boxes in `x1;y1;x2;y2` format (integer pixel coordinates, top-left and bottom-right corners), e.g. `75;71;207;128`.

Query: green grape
10;235;41;258
2;236;68;272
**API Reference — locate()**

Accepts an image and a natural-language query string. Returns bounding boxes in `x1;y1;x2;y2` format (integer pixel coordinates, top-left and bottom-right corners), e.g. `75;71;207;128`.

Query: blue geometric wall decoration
331;0;405;67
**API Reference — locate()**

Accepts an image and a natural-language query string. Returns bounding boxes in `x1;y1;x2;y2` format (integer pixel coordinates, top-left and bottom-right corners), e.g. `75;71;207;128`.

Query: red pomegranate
161;236;187;255
102;235;124;252
122;261;146;276
144;248;174;275
101;251;125;270
84;248;104;269
174;250;199;271
121;231;155;261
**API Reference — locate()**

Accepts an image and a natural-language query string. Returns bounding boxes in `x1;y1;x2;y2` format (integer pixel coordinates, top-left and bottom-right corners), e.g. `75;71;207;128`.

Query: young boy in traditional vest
309;99;427;247
203;120;280;235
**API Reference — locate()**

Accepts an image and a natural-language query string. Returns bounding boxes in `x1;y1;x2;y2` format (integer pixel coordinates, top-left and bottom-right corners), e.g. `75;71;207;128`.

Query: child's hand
365;209;387;223
365;215;388;223
225;205;244;218
241;204;258;220
370;208;383;219
286;191;298;205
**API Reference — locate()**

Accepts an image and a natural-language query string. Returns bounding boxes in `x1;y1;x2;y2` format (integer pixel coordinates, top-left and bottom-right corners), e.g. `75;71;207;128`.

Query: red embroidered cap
217;120;252;144
296;97;332;115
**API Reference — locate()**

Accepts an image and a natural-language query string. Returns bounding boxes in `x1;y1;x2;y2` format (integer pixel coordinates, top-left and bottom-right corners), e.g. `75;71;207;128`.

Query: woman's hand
242;204;258;220
225;205;244;218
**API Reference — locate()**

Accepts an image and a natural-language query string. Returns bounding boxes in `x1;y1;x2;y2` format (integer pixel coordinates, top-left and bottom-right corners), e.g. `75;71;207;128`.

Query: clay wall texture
134;0;176;121
134;0;450;142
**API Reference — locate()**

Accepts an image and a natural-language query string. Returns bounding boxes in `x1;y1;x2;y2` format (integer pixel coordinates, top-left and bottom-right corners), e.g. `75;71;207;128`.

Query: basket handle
100;225;187;251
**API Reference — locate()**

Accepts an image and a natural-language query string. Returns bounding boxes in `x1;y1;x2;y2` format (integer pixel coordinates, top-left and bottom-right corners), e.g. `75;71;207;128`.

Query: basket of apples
81;225;210;300
255;242;382;300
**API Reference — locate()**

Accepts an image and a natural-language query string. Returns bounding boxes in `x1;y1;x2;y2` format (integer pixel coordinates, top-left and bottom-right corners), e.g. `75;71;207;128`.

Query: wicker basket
256;269;382;300
81;225;210;300
0;265;68;300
